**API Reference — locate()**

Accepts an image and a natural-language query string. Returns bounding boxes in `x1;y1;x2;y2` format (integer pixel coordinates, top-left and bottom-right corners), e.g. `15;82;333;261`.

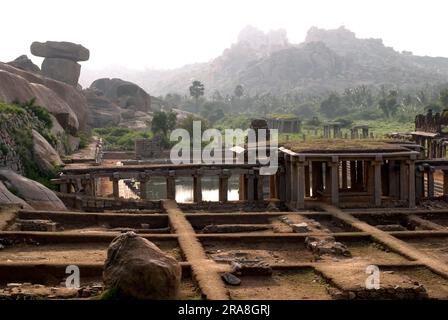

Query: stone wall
135;135;164;159
0;113;30;173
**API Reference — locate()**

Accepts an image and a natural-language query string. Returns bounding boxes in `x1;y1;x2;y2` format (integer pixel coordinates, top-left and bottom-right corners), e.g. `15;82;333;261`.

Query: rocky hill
94;26;448;96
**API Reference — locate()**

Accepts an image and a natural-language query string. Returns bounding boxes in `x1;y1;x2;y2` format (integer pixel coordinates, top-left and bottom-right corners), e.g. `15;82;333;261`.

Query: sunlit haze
2;0;448;71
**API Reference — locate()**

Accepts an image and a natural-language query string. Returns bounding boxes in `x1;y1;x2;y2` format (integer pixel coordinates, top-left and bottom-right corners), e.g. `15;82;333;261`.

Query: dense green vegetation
158;81;448;138
93;127;153;150
0;100;58;188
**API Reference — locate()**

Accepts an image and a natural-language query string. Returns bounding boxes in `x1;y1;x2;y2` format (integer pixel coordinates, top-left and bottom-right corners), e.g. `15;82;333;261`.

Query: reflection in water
143;176;241;203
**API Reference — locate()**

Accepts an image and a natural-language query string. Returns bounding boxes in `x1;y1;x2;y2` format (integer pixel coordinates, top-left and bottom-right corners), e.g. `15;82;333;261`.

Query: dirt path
163;200;229;300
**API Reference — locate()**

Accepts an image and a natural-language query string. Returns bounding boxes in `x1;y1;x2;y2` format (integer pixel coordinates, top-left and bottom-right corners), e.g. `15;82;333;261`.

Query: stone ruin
31;41;90;86
135;134;164;159
415;109;448;134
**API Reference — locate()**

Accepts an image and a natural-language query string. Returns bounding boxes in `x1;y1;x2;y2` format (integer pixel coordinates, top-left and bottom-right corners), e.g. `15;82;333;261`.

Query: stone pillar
247;170;255;203
277;168;286;202
330;157;339;206
111;173;120;198
399;161;409;201
269;175;277;199
138;174;149;200
166;171;176;200
304;164;310;197
350;161;356;189
193;172;202;203
257;174;264;201
219;170;230;202
408;160;416;208
296;159;306;209
416;166;424;200
373;158;383;207
284;155;291;201
290;156;298;205
427;166;435;198
341;161;348;189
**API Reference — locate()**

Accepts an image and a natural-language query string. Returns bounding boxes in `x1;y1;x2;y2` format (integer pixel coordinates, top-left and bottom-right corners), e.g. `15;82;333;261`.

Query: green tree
320;92;343;118
151;111;178;136
379;90;399;118
234;85;244;99
189;80;205;112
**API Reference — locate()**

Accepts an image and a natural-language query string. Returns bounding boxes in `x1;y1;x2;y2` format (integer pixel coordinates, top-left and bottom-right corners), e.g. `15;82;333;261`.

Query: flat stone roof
282;139;411;154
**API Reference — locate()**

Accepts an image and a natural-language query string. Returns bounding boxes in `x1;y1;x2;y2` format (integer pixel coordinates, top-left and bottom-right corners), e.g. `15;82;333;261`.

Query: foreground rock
32;130;63;175
0;169;66;211
0;181;32;209
103;232;181;299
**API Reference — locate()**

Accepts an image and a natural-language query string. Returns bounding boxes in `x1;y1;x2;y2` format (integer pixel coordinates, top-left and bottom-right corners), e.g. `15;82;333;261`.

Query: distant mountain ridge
81;26;448;96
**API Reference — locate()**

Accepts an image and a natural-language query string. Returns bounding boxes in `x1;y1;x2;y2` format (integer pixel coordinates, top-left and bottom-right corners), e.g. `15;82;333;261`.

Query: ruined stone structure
412;109;448;159
350;125;369;139
323;122;342;139
265;117;301;134
135;135;164;159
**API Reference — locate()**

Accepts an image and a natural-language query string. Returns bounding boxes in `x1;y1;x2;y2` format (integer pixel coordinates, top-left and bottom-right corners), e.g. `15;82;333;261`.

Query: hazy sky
1;0;447;70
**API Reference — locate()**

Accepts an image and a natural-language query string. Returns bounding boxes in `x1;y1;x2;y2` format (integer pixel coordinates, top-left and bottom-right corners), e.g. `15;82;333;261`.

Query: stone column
415;166;424;200
284;155;291;201
399;161;409;201
408;160;416;208
257;174;264;201
277;168;286;202
193;172;202;203
247;170;255;203
373;158;383;207
219;170;230;202
138;174;149;200
166;171;176;200
330;157;339;206
341;161;348;189
290;156;298;205
350;161;356;189
304;163;310;197
111;173;120;198
427;166;435;198
296;159;306;209
269;175;277;200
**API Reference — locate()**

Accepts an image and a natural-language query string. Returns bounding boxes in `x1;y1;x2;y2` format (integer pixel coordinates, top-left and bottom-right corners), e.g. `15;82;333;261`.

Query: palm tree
189;80;205;112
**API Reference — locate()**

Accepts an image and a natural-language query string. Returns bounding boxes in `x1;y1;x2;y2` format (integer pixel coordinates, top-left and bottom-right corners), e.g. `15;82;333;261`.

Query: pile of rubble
0;283;102;300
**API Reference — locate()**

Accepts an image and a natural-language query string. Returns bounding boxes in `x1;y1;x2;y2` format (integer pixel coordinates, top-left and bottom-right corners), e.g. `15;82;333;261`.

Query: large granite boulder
84;88;122;127
41;58;81;86
90;78;151;113
7;55;40;74
32;129;63;175
31;41;89;62
0;169;67;211
0;62;88;132
0;181;32;209
31;41;89;87
103;232;181;299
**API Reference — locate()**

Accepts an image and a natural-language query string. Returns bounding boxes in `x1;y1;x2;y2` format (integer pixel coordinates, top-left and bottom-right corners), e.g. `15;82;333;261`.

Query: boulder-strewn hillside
85;26;448;96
